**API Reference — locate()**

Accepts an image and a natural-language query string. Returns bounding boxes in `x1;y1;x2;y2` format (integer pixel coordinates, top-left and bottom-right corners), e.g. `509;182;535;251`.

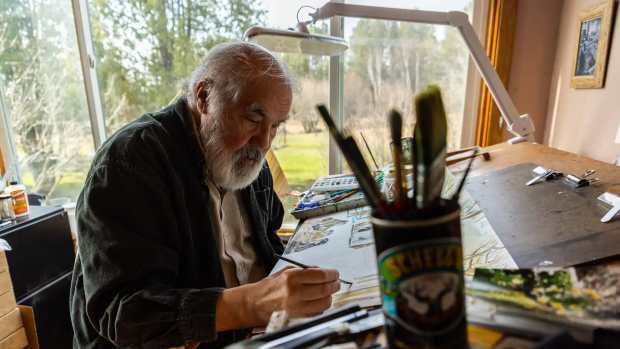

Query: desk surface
452;142;620;193
451;142;620;267
266;143;619;348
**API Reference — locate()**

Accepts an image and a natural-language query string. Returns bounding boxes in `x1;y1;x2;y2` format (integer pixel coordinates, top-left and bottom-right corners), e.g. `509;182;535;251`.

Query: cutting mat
465;163;620;268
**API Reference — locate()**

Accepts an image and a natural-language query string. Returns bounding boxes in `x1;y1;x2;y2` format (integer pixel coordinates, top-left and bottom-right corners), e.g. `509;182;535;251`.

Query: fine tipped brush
389;110;407;212
360;132;379;171
452;149;479;200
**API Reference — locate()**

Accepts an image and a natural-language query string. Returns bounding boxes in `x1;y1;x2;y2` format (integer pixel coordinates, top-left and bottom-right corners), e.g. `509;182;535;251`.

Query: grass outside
272;130;329;224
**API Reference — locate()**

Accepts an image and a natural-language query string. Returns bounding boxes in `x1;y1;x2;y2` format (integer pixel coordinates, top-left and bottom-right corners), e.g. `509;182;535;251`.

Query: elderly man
70;42;341;348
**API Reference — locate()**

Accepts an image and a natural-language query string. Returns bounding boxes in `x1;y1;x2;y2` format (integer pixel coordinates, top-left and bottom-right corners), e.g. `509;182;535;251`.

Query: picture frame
571;0;616;89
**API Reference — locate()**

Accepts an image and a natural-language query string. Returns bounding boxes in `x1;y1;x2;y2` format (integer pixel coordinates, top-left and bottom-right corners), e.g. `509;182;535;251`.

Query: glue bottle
5;180;29;218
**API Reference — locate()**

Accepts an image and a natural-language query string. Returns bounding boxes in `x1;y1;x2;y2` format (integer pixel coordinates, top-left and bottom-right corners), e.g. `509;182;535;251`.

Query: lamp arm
312;3;451;25
310;3;535;143
448;12;534;142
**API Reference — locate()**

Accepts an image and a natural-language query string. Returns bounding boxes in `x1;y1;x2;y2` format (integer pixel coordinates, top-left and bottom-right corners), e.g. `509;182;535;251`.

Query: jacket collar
173;97;208;181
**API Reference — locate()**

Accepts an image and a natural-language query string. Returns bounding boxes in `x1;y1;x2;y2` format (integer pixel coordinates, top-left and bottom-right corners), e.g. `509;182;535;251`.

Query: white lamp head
243;26;348;56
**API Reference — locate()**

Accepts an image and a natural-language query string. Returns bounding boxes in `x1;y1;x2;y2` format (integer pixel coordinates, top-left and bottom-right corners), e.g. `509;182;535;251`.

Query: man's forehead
246;98;291;121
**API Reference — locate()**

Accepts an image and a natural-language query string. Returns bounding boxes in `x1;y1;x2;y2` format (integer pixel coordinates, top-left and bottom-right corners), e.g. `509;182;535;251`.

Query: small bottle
5;181;29;218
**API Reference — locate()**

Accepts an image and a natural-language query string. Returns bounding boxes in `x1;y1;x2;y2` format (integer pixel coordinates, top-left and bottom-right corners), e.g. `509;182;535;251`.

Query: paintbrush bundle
316;85;476;220
317;85;478;349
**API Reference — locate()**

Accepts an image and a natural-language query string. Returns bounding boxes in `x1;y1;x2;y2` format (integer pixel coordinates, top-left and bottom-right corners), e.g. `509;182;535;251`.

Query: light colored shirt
205;177;266;287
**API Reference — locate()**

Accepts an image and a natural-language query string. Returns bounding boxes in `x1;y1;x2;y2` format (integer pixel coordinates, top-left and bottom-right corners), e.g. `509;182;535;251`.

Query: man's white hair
185;41;296;108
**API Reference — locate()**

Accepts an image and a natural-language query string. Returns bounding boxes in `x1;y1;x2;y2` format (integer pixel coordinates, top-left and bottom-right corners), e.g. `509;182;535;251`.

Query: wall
508;0;563;143
544;0;620;163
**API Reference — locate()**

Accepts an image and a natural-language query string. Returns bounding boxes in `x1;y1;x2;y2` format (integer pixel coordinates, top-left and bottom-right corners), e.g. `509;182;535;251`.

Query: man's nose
252;124;272;152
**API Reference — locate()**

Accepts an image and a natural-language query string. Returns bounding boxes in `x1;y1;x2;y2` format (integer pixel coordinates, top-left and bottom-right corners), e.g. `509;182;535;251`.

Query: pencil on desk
274;254;353;285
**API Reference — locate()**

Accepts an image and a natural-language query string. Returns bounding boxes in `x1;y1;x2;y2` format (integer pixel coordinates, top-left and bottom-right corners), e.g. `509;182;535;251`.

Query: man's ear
195;79;213;114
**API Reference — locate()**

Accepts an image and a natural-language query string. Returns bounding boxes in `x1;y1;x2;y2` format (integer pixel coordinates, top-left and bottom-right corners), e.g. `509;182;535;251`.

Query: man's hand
215;267;341;331
250;267;341;321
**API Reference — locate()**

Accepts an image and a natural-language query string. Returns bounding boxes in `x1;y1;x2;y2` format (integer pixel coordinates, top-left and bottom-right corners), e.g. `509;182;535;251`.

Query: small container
0;194;15;221
381;164;414;203
5;181;29;218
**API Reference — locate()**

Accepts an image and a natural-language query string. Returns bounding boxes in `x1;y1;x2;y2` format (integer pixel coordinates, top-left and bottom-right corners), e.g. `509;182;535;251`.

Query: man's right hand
215;267;341;331
250;266;341;321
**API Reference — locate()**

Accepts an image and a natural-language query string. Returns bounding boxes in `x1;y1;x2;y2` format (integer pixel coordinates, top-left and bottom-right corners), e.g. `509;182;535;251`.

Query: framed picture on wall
571;0;616;89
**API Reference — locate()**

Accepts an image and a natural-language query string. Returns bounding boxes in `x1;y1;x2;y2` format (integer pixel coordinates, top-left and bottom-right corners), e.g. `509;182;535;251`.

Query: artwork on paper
349;219;373;247
287;216;348;253
468;265;620;330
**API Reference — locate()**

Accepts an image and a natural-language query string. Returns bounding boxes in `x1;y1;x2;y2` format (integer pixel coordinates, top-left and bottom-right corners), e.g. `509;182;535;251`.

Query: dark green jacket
70;98;285;348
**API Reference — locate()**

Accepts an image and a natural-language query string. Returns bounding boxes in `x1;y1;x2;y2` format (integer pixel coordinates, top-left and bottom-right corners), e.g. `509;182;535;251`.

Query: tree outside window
0;0;95;200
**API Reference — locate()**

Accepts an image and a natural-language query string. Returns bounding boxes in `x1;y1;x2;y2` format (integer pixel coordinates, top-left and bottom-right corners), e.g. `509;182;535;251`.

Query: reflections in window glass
342;1;473;167
0;0;95;200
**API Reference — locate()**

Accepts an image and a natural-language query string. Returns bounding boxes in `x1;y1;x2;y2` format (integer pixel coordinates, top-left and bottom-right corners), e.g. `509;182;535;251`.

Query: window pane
263;1;331;225
272;51;329;225
342;0;473;167
0;0;95;201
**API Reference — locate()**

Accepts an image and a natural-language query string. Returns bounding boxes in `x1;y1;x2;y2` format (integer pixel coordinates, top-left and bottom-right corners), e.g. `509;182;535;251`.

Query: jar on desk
381;164;414;202
0;194;15;221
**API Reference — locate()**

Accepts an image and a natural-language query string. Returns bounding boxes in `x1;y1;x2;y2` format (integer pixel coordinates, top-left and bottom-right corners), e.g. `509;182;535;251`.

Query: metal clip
526;167;562;186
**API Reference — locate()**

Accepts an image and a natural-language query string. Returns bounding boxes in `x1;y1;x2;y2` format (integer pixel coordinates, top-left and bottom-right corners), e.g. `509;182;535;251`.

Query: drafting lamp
244;3;535;144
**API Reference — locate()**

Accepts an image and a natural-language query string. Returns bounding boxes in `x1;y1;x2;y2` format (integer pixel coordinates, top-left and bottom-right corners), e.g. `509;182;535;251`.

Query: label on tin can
378;237;465;338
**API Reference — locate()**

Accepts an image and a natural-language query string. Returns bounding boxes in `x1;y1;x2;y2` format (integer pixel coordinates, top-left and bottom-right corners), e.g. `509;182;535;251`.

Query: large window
0;0;480;217
0;0;95;201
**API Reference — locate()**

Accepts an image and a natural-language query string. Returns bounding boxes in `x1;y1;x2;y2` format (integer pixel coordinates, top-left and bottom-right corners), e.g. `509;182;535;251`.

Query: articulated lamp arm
310;3;535;143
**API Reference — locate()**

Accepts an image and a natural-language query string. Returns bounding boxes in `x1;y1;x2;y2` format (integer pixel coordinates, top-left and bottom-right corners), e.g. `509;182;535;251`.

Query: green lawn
273;131;330;224
273;131;329;191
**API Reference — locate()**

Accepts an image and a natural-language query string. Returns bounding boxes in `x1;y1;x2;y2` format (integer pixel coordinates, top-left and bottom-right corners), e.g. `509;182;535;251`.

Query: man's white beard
200;113;265;190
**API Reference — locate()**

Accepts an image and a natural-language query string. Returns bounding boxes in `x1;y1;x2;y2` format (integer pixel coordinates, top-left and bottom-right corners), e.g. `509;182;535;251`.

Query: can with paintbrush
370;86;469;349
370;200;466;349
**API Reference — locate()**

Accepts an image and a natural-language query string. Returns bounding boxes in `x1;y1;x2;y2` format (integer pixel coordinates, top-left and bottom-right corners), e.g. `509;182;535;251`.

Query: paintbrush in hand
275;254;353;285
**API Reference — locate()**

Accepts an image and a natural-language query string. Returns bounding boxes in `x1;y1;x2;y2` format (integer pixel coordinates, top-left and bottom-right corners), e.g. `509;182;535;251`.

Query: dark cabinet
0;206;75;348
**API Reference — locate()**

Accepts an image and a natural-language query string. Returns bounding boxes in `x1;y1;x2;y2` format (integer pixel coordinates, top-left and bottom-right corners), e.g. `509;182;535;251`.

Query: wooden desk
452;142;620;194
451;142;620;267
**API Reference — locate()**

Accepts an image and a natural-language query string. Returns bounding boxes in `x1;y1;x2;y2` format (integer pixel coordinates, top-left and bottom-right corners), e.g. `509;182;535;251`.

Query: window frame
0;83;19;179
328;15;345;175
461;0;489;148
72;0;107;149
